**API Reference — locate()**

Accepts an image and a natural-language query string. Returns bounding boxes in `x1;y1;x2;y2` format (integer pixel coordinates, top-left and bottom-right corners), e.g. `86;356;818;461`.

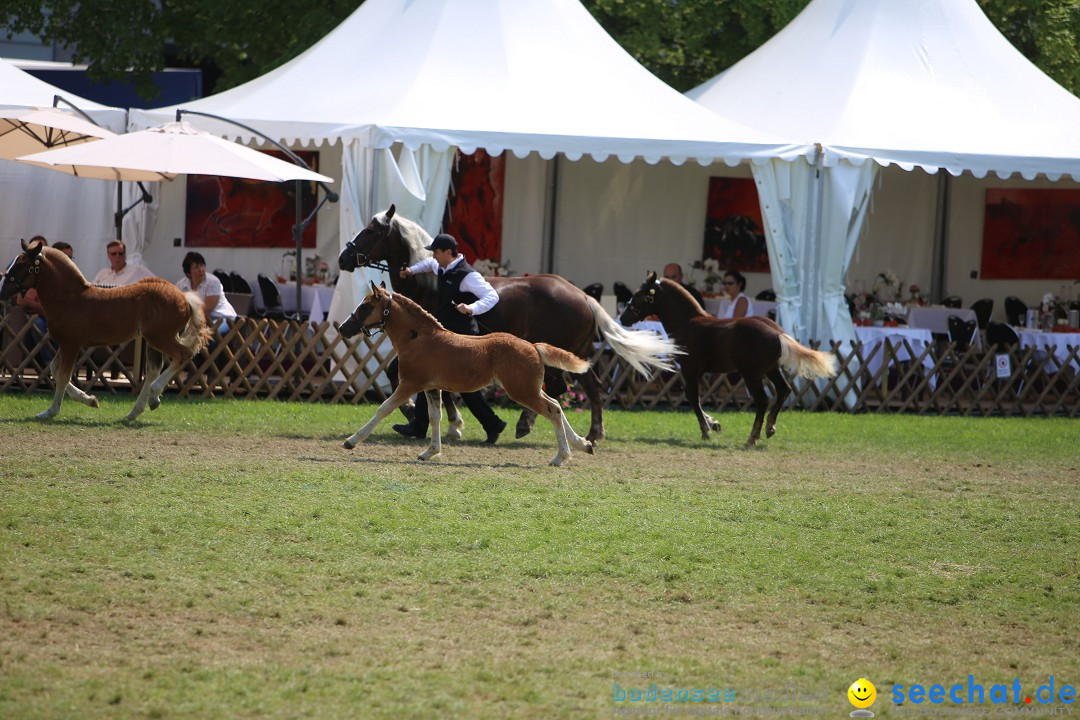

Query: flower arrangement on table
690;258;723;295
473;258;513;277
303;254;330;285
872;269;902;302
908;284;925;306
882;301;908;326
1040;292;1068;329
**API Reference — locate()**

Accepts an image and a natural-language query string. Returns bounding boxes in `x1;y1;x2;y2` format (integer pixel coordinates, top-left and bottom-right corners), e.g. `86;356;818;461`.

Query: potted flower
908;284;924;306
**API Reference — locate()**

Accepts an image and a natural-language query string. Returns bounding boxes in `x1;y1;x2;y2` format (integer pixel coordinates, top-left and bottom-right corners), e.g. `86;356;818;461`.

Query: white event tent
0;58;128;274
688;0;1080;345
129;0;810;323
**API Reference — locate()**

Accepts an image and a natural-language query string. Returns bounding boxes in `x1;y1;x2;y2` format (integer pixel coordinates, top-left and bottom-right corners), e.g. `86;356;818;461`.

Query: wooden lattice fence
2;305;1078;416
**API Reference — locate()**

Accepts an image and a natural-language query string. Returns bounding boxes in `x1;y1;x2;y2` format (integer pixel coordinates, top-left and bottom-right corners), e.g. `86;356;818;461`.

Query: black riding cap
425;234;457;252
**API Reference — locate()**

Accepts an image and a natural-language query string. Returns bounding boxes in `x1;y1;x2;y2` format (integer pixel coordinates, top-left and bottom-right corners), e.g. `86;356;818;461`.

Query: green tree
3;0;1079;99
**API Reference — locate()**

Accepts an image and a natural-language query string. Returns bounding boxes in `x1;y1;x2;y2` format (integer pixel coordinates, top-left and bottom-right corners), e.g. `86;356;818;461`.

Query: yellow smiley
848;678;877;709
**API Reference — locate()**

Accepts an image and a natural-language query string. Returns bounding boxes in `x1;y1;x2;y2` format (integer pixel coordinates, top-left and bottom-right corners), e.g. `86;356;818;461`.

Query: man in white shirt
392;233;507;444
92;240;156;286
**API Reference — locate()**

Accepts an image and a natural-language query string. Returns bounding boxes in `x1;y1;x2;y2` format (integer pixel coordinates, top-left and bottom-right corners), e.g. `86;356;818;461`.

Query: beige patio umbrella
16;121;332;183
18;120;335;314
0;106;116;160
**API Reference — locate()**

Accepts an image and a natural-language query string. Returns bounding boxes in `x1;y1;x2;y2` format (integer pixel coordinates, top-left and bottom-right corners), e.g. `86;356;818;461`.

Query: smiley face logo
848;678;877;709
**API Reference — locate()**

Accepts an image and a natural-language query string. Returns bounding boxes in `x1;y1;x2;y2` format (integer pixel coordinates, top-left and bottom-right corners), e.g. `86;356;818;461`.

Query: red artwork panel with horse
702;177;770;273
981;188;1080;279
442;149;504;264
184;150;320;248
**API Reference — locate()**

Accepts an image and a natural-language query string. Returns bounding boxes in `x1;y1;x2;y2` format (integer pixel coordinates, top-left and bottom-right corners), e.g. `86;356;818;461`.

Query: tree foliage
2;0;1079;100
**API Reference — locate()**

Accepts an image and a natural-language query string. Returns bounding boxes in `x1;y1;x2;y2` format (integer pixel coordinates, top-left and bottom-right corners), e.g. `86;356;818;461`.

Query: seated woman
719;269;754;319
176;252;238;334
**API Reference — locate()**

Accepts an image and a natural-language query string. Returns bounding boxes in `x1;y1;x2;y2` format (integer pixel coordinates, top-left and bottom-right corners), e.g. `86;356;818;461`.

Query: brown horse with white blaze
339;282;594;466
619;272;837;448
0;239;211;421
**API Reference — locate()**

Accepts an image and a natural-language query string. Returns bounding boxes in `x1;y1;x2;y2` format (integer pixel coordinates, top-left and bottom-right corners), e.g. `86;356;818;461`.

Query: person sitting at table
718;270;753;319
92;240;156;286
176;251;238;334
663;262;705;309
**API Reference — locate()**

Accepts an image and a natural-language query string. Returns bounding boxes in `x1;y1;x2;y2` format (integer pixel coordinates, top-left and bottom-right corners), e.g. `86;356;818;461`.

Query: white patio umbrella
16;121;333;183
0;106;117;160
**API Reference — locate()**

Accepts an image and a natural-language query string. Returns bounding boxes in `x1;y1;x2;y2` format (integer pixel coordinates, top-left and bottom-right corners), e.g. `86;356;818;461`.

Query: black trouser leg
460;390;502;433
408;392;430;436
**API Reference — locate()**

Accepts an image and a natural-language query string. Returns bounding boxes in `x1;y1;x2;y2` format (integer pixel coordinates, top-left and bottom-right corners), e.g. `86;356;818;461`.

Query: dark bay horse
619;272;837;448
338;205;679;443
0;240;211;420
339;282;594;466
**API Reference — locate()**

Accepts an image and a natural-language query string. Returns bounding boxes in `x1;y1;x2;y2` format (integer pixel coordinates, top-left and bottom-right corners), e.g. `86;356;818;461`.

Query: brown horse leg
419;390;443;461
744;374;770;449
443;391;464;440
580;369;605;444
685;369;720;440
38;346;82;419
344;385;419;449
765;366;791;439
516;368;565;439
511;389;574;466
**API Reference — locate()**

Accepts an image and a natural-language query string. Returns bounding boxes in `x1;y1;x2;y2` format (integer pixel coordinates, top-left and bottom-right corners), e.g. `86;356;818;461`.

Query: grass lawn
0;394;1077;719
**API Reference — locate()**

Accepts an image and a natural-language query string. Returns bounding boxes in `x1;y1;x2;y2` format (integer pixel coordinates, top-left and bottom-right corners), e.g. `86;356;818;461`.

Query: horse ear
20;238;27;250
646;270;658;284
370;280;379;293
386;204;396;221
380;280;386;289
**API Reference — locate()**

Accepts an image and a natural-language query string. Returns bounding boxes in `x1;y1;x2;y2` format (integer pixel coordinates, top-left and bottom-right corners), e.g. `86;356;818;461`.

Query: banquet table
251;280;336;324
854;326;936;387
1015;328;1080;374
906;306;981;347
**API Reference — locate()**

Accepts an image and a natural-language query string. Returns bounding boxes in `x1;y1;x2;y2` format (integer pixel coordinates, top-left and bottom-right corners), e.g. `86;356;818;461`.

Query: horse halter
353;297;392;337
345;226;394;273
0;253;41;297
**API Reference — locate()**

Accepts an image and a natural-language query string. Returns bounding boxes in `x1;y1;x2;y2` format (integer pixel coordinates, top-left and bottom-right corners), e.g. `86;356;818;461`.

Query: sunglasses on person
722;280;736;286
109;249;126;256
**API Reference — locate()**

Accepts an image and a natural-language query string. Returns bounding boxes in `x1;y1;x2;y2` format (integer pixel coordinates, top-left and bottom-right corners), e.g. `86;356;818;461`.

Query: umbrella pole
295;179;302;316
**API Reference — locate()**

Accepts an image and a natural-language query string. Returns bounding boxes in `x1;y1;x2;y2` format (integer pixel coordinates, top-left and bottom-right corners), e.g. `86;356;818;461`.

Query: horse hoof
584;441;595;455
149;396;161;411
342;439;356;450
418;450;440;462
35;410;57;420
766;426;776;438
549;456;565;467
515;425;532;439
88;397;100;409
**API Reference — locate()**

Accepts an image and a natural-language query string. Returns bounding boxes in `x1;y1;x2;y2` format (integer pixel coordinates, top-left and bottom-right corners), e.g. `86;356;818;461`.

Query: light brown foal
0;240;211;421
339;282;595;466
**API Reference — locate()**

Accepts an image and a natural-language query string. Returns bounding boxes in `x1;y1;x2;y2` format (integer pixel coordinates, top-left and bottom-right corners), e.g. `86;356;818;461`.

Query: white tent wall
0;56;127;277
139;141;343;287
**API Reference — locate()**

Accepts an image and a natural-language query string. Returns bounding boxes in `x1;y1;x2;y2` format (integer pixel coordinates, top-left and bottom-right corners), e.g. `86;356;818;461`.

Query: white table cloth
854;326;936;383
1016;329;1080;374
251;280;336;324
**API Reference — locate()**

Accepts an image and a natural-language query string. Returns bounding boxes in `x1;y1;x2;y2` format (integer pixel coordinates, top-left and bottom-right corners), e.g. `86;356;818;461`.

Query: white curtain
752;154;877;346
328;142;454;324
753;154;877;408
121;180;160;269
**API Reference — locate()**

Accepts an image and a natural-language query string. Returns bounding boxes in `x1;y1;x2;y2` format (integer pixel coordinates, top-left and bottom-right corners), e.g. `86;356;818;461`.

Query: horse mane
41;246;91;294
385;210;437;294
660;278;709;315
389;289;444;332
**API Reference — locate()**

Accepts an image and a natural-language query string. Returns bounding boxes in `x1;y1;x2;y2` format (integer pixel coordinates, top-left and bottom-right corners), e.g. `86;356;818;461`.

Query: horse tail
586;296;683;376
778;333;838;379
179;292;213;353
535;343;590;375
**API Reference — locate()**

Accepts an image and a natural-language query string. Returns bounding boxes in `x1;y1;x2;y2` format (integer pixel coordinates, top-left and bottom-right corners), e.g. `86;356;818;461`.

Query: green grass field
0;394;1077;719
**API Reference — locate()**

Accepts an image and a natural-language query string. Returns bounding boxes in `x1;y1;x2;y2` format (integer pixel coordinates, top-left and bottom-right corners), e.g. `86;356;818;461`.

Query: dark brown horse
339;282;594;466
338;205;679;443
619;272;837;447
0;239;211;420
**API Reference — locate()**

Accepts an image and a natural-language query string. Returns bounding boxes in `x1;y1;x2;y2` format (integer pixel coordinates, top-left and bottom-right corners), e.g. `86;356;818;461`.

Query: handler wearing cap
392;233;508;444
